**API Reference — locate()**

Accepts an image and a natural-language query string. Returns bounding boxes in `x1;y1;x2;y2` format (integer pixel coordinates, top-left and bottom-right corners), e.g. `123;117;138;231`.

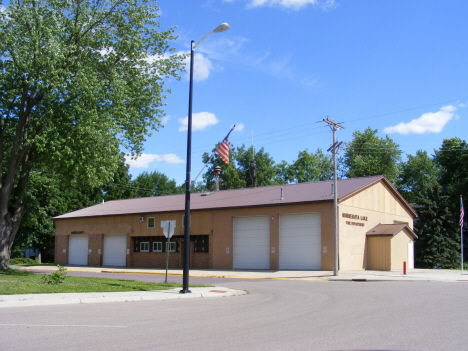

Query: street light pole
180;23;230;294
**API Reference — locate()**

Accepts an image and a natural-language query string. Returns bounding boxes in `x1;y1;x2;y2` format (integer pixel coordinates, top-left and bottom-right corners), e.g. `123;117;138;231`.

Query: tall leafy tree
287;148;333;183
235;145;284;187
0;0;185;269
434;138;468;199
12;154;136;261
12;171;66;262
398;150;438;204
433;138;468;261
132;171;180;197
202;144;246;191
343;127;402;183
202;144;285;191
414;183;460;268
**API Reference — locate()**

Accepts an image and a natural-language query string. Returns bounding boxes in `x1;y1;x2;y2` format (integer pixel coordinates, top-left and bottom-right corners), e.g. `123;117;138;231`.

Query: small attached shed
366;224;418;271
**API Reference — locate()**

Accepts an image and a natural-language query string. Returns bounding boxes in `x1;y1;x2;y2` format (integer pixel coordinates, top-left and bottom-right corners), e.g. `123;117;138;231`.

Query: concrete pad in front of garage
12;265;468;282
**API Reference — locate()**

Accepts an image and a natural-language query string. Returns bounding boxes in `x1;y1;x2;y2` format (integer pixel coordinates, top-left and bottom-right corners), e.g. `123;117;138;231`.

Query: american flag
461;197;465;227
216;138;230;165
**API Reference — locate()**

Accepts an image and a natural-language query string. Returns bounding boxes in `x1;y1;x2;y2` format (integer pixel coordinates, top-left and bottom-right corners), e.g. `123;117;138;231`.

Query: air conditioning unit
138;216;145;222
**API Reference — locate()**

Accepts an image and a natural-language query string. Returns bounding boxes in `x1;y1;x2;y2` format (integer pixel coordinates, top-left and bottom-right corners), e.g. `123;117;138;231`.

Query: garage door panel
233;217;270;269
103;235;127;267
69;236;88;266
279;213;321;270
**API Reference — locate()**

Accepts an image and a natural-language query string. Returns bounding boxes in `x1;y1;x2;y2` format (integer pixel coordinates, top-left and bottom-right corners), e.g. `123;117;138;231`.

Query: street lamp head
213;23;230;33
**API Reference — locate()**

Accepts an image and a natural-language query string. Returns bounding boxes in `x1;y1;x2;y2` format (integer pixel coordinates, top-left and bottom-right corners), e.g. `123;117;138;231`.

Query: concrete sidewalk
13;265;468;282
3;266;468;308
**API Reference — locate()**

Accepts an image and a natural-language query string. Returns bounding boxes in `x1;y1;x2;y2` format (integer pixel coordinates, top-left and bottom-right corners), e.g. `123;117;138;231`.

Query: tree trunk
37;248;42;264
0;218;14;270
0;212;24;270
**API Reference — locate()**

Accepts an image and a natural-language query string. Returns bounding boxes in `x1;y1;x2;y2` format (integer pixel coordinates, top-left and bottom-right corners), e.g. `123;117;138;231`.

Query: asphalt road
1;274;467;351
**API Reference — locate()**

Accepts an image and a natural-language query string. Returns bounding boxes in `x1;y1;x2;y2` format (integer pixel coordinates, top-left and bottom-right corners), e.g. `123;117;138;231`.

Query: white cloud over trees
383;105;457;135
125;153;184;168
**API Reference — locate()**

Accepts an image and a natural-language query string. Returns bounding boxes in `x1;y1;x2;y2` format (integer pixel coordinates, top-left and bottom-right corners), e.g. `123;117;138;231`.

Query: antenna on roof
252;131;258;187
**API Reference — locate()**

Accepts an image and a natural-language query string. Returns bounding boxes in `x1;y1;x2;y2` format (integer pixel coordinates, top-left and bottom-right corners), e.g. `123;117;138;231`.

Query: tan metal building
53;175;417;271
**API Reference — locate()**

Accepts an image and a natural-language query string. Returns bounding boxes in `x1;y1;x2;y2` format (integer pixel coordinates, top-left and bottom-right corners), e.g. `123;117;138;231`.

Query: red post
403;261;407;275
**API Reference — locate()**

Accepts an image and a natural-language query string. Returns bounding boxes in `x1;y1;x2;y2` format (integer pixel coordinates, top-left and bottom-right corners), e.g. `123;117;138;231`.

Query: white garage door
279;213;321;270
103;235;127;267
233;217;270;269
68;236;88;266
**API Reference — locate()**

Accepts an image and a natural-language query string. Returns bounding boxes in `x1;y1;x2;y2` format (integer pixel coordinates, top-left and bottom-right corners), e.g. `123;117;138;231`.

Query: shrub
41;265;67;285
9;257;38;265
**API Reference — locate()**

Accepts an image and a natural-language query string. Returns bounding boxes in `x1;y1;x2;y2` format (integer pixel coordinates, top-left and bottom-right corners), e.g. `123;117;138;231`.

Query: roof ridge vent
201;192;214;197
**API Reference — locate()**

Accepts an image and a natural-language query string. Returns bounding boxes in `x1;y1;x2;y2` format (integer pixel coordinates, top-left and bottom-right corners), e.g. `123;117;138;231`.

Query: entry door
408;241;414;269
233;217;270;269
103;235;127;267
279;213;321;270
68;236;88;265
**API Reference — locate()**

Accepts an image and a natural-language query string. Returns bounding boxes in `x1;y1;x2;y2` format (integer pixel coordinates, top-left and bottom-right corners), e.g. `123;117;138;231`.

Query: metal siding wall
391;231;410;270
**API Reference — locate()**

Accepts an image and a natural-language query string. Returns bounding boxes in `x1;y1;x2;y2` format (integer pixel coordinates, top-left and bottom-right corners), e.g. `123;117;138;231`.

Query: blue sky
125;0;468;185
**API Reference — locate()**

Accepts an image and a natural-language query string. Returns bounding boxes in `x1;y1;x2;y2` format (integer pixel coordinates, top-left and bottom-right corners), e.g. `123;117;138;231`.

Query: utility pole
323;117;344;276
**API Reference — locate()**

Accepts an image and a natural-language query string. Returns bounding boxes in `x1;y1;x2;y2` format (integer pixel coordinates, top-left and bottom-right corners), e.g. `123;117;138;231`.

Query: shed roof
366;223;418;239
54;175;417;220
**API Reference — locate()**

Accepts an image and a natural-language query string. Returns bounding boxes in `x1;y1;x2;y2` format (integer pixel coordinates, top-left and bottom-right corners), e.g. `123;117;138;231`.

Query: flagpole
192;125;236;185
462;195;464;275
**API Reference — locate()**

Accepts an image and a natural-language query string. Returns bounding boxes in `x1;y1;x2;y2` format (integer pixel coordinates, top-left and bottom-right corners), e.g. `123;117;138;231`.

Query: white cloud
178;51;214;82
234;124;245;132
321;0;337;11
231;123;245;132
178;112;219;132
161;116;170;125
247;0;318;10
383;105;457;135
193;53;214;81
125;153;184;168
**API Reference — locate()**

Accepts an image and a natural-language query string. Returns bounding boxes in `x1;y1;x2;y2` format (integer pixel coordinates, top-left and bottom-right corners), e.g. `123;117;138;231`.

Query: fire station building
54;175;417;271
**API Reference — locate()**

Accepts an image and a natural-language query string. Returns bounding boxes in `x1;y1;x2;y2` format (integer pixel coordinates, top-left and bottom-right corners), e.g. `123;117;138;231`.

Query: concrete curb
0;287;247;308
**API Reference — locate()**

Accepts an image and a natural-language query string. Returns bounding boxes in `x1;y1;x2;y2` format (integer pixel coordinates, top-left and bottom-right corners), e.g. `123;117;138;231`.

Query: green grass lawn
0;269;207;295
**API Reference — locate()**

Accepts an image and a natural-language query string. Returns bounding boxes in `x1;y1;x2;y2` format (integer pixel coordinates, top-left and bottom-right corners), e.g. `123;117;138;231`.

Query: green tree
235;145;284;187
433;138;468;262
398;150;438;204
132;171;180;197
12;154;136;261
343;127;402;183
414;183;460;269
287;148;333;183
0;0;184;269
434;138;468;199
11;171;66;262
202;144;246;191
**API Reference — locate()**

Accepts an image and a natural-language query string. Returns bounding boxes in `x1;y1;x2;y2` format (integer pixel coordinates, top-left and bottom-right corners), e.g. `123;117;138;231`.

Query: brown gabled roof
366;223;418;239
53;175;416;220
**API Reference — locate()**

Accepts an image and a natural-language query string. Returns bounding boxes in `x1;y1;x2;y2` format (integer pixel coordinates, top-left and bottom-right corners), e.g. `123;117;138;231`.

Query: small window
153;242;162;252
140;242;149;252
148;218;155;228
166;242;176;252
